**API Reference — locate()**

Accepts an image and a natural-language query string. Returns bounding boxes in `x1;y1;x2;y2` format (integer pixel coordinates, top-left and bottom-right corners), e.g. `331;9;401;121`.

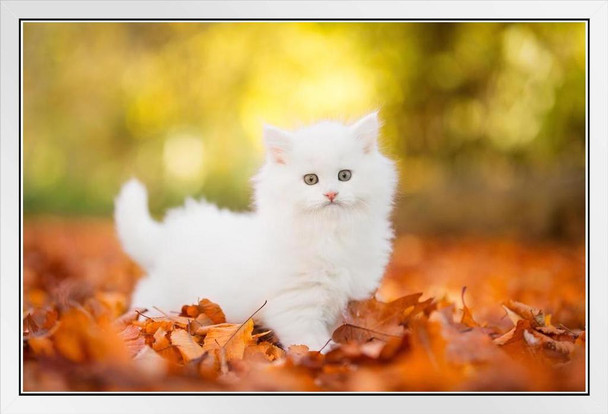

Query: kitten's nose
324;191;338;202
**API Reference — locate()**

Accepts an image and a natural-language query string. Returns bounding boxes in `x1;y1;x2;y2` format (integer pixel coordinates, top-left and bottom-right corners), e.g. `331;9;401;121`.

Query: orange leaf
28;337;54;356
494;319;532;347
170;329;204;362
332;323;403;343
24;313;39;336
153;327;171;351
142;320;177;335
134;345;169;378
118;324;145;357
197;299;226;324
525;328;576;360
181;304;200;318
333;293;429;343
536;325;580;343
202;320;254;361
244;342;285;362
95;291;127;318
459;287;479;328
53;308;132;364
503;300;545;327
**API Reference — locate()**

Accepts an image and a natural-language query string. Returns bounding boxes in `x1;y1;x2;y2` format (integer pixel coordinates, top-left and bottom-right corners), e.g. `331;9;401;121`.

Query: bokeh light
23;22;585;239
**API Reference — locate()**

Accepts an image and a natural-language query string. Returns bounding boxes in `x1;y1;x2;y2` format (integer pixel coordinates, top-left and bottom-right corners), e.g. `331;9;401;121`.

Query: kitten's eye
303;173;319;185
338;169;352;182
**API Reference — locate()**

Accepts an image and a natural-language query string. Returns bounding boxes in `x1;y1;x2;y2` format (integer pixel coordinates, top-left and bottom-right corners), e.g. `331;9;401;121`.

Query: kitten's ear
350;111;380;154
263;124;292;165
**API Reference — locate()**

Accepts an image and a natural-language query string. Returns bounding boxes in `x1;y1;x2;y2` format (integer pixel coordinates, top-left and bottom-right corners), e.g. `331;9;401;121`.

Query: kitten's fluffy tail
114;178;162;270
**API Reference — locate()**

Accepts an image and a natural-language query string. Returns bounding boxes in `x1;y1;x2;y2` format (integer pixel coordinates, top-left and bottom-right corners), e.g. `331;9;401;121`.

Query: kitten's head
254;112;397;220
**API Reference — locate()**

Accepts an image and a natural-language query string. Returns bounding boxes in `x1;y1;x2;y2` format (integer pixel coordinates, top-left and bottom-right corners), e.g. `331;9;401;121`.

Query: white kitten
115;112;397;350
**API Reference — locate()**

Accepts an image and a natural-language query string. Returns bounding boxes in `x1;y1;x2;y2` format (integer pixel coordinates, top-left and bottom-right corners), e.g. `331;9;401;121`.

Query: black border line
18;18;591;397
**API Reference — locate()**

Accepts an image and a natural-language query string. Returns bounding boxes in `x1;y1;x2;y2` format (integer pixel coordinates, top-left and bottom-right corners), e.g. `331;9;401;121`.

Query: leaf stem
221;300;268;350
339;323;403;339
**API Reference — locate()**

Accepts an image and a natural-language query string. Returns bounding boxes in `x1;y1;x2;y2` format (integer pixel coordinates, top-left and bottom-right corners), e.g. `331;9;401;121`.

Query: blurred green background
23;22;586;240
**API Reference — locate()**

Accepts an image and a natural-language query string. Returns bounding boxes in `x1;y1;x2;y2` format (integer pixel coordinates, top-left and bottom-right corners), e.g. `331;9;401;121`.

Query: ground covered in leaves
23;218;586;392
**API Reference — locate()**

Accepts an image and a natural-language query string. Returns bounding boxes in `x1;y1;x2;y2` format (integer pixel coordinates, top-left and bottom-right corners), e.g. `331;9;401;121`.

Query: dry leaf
118;324;145;357
134;346;168;378
244;342;285;362
503;300;545;327
197;299;226;324
28;337;54;356
202;320;254;361
24;313;40;336
459;287;479;328
170;329;204;362
22;220;586;392
152;327;171;351
333;293;430;343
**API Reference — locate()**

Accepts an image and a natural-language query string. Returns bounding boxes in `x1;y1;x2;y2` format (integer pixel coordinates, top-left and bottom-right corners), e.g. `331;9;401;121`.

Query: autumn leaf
202;320;254;361
494;319;533;347
22;220;587;392
536;325;580;342
141;319;176;336
180;298;226;324
27;337;54;357
197;299;226;324
134;345;169;378
503;299;546;327
118;324;145;357
152;327;171;351
180;304;199;318
244;342;285;362
333;293;431;343
332;323;399;344
52;307;132;364
170;329;204;362
24;313;40;336
95;291;127;318
324;339;393;363
523;328;576;361
23;308;59;338
459;287;479;328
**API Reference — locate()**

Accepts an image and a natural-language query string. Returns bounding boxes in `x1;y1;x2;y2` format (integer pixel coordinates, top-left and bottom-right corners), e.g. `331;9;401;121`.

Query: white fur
115;113;398;350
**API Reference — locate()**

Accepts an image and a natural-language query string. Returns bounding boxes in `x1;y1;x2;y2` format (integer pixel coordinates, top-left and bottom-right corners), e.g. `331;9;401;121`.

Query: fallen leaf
191;313;214;334
22;220;587;392
118;324;145;357
202;320;254;361
197;299;226;324
170;329;204;362
27;337;54;356
244;342;285;362
24;313;40;336
134;346;168;378
503;300;545;327
459;287;479;328
525;329;576;361
333;293;429;343
152;327;171;351
53;307;132;364
180;305;200;318
536;325;580;342
95;291;127;318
